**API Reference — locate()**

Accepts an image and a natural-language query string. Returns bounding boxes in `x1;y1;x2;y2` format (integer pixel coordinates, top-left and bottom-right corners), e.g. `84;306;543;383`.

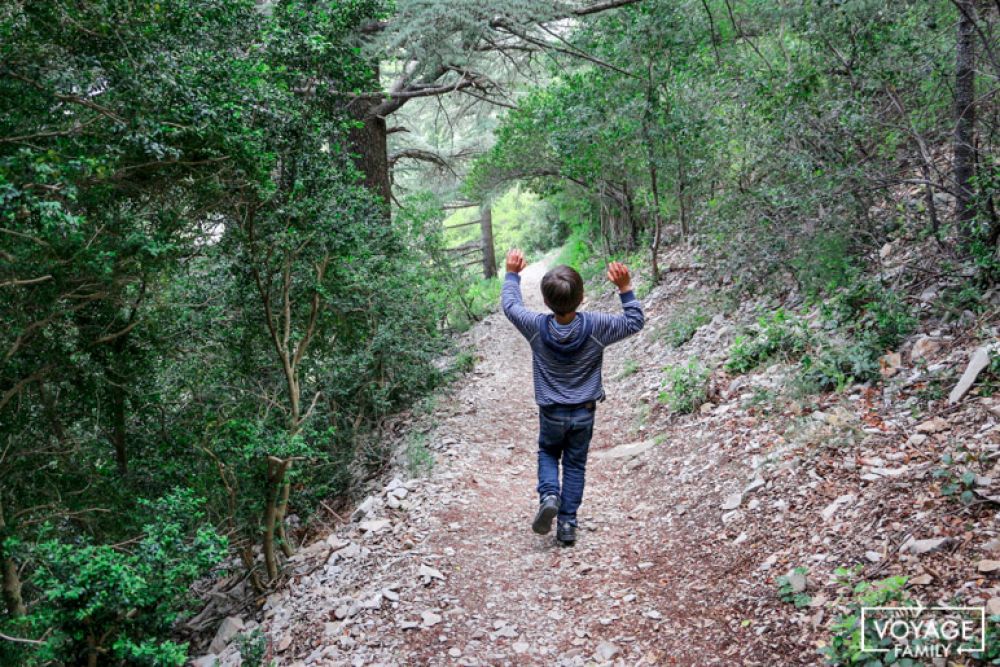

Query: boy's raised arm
591;261;645;345
500;248;542;339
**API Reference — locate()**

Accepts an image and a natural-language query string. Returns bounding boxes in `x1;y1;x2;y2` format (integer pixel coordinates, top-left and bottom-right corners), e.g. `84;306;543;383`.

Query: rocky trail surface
198;250;1000;666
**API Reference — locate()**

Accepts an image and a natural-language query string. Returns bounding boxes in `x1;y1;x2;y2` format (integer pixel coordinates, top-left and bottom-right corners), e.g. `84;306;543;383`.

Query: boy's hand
607;261;632;293
506;248;527;274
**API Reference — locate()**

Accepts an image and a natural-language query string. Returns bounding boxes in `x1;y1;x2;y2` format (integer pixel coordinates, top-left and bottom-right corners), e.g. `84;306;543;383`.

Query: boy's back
501;272;644;406
499;249;644;546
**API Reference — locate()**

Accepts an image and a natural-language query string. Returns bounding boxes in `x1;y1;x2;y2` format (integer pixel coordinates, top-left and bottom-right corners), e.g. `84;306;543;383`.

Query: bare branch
0;275;53;289
0;631;44;646
571;0;644;17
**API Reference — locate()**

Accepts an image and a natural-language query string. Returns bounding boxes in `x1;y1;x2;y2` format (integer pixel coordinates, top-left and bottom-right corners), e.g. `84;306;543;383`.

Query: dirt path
259;261;808;666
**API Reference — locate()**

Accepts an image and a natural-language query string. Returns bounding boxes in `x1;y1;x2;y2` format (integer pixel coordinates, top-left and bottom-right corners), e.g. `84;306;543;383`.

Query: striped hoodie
501;272;645;406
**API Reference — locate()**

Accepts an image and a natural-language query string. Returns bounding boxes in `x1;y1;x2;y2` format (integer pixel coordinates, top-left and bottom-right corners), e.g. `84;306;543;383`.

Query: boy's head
541;265;584;315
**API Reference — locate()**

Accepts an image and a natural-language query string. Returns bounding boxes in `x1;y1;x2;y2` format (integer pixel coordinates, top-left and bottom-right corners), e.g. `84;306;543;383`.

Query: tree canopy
2;0;998;664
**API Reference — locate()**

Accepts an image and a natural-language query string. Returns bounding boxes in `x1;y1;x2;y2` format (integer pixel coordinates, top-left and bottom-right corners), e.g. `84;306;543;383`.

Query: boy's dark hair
541;265;584;315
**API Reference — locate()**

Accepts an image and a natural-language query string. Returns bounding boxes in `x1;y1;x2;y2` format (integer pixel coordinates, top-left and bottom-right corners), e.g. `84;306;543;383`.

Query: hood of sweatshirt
537;313;594;361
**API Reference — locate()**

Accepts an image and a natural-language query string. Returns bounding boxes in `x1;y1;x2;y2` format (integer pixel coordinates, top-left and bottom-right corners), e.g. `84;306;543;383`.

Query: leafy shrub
236;629;270;667
659;359;709;414
820;570;914;666
617;358;640;378
555;224;604;280
797;341;881;392
660;307;710;348
822;278;915;352
725;309;810;374
932;450;978;505
450;349;477;376
5;490;226;666
776;567;812;608
461;277;502;327
405;433;435;476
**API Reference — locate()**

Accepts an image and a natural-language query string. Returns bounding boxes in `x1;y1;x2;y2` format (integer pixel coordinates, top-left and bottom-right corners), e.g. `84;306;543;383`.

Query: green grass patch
659;358;709;414
405;433;435;476
617;358;640;378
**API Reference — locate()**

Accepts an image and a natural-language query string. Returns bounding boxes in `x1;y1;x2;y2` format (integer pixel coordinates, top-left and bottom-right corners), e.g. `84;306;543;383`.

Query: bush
822;277;915;352
725;309;810;374
617;358;640;378
463;277;502;323
555;224;603;280
819;570;913;666
659;359;709;414
3;490;226;667
797;341;881;393
776;567;812;608
405;433;435;476
660;306;710;348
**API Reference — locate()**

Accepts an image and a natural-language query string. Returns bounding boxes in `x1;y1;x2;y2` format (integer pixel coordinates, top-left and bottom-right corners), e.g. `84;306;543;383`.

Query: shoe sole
532;503;559;535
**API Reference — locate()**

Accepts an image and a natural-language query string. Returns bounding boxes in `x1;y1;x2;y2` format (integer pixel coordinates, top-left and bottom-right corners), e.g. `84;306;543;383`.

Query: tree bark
642;63;662;283
676;143;689;238
348;109;391;209
275;480;294;558
0;500;25;618
263;456;291;582
480;206;497;279
954;0;978;239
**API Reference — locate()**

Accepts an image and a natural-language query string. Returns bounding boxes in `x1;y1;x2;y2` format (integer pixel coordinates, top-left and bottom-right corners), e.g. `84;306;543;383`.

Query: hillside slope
198;252;999;666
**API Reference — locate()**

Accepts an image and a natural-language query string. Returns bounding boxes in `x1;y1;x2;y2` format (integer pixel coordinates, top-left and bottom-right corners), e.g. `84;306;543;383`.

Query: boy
501;248;644;546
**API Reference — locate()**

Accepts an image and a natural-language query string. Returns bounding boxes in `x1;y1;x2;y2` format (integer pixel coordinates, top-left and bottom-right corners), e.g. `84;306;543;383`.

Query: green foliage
822;278;916;353
661;310;710;348
0;0;477;656
659;295;713;348
793;278;916;392
443;186;550;256
4;490;225;666
726;309;810;374
235;629;271;667
776;567;812;608
554;224;600;278
932;450;979;505
820;571;916;666
405;433;435;476
725;283;914;394
969;614;1000;663
797;342;881;393
463;278;503;326
451;349;478;376
659;358;709;414
617;358;640;378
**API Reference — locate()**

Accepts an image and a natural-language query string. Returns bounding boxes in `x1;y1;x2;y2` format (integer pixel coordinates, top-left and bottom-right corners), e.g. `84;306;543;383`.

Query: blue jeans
537;404;595;527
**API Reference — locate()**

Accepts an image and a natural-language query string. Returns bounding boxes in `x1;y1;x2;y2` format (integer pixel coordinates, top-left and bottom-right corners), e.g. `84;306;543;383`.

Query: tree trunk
648;165;662;284
263;456;291;582
275;480;294;558
348;111;390;208
480;206;497;279
954;0;978;239
623;181;638;251
0;500;25;617
676;143;689;238
642;65;662;283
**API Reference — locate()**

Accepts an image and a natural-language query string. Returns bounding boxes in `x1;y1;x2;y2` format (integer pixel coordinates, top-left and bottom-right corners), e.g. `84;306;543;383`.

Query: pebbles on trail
251;255;999;667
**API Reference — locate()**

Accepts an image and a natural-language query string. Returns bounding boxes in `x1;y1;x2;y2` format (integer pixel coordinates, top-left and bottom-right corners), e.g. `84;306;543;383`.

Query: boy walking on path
501;249;644;545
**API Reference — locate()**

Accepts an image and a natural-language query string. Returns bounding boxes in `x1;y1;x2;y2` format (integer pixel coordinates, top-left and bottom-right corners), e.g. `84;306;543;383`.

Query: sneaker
556;520;576;546
532;494;560;535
